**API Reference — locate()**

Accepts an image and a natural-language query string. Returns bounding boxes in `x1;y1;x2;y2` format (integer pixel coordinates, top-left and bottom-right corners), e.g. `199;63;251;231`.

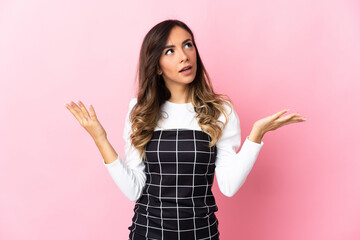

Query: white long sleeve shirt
103;98;264;201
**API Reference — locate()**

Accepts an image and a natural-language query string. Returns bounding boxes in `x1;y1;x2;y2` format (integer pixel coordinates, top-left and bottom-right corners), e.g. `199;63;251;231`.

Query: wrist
93;135;108;144
248;126;264;144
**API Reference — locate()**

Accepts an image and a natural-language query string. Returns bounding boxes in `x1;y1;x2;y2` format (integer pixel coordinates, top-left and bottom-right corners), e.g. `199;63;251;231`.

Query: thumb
273;108;290;119
89;104;98;119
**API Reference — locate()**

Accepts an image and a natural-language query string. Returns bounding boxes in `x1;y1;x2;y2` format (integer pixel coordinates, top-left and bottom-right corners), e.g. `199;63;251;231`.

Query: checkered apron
128;129;220;240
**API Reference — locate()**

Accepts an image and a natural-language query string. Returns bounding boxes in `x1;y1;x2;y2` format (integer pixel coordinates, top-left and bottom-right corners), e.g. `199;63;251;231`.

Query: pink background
1;0;359;239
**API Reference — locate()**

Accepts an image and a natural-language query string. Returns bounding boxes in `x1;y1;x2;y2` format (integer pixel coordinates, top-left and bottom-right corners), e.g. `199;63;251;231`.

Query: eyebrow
164;39;192;49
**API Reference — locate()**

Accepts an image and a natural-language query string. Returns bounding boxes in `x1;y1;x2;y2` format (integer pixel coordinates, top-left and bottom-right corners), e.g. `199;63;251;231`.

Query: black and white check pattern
128;128;220;240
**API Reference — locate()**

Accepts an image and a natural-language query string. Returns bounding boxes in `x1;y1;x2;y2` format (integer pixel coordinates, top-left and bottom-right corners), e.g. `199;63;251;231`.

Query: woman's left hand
253;109;306;136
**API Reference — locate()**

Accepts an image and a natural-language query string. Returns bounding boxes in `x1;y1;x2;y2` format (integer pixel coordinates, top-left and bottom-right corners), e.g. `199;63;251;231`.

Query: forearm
216;137;264;197
93;136;118;164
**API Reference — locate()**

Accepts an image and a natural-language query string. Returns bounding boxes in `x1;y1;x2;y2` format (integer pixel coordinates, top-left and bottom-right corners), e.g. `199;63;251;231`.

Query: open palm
254;109;306;134
65;100;107;141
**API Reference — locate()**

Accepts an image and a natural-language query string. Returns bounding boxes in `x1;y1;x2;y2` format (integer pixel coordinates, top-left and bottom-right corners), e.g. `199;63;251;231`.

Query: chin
183;75;196;84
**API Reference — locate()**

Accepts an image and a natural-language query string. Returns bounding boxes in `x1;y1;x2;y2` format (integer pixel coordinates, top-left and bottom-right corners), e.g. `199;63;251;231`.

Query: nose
179;48;189;63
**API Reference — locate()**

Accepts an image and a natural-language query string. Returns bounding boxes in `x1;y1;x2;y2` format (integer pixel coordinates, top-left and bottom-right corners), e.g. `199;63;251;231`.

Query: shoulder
218;99;237;123
222;99;234;115
216;100;241;147
129;97;137;109
125;98;138;121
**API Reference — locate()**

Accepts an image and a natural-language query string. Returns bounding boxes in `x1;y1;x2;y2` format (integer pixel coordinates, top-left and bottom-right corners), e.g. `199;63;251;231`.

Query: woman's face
158;26;197;89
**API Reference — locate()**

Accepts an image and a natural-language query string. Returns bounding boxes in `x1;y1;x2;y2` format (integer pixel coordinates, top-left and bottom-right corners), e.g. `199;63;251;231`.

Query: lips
179;65;192;72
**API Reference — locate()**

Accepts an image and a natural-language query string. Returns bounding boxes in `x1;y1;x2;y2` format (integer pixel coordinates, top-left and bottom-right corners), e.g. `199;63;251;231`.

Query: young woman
66;19;305;240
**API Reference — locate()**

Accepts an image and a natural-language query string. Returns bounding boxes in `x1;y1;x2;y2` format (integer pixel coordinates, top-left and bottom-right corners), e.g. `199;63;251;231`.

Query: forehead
166;26;192;44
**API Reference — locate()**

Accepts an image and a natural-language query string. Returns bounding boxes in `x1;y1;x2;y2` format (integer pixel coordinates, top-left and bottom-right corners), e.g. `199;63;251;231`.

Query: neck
166;84;191;104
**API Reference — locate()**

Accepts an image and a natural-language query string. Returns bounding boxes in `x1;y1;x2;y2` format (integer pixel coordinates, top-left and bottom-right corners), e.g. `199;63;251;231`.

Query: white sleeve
102;98;146;202
215;102;264;197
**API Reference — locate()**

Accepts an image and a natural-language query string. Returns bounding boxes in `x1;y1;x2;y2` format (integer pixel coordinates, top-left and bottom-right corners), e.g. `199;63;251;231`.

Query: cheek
190;51;197;64
160;59;176;74
192;49;197;58
192;53;197;68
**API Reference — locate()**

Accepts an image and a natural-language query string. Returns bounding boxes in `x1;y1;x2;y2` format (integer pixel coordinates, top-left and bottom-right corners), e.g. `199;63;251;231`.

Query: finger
66;103;83;123
89;104;98;119
69;101;86;119
281;116;306;126
77;100;90;119
277;114;304;125
293;116;307;122
272;108;290;119
282;112;301;121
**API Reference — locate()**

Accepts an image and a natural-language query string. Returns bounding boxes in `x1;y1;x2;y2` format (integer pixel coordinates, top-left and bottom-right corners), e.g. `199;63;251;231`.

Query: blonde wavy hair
130;19;233;160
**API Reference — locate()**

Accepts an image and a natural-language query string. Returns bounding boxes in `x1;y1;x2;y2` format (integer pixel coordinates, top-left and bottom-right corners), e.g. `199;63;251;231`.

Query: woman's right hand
65;100;107;141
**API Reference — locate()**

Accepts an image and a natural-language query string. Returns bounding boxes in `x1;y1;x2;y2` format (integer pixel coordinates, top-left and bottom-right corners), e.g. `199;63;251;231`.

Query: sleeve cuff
103;154;123;167
245;136;264;147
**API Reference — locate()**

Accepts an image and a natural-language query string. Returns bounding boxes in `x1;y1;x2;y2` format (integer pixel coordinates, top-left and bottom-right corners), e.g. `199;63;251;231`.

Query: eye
185;42;193;48
165;49;173;55
164;42;193;55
